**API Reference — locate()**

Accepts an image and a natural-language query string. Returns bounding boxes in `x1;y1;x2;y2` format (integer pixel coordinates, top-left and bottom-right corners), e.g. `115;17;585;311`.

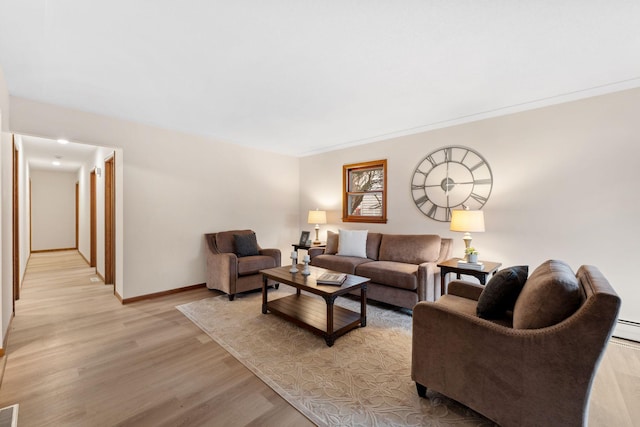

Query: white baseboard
613;319;640;342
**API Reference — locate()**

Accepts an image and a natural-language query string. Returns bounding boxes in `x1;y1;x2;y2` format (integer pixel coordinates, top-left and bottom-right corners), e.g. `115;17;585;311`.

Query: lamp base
463;233;472;260
313;225;321;245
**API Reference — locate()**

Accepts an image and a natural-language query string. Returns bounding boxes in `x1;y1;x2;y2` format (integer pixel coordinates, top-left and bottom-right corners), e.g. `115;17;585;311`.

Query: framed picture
299;231;310;246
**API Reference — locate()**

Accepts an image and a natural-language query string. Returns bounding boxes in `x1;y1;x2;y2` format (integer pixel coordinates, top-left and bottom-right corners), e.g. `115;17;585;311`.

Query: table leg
360;284;367;327
440;271;447;296
324;295;337;347
261;275;268;314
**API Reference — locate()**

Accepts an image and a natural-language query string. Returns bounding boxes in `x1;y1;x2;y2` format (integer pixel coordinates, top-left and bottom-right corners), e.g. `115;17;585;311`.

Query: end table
437;258;502;296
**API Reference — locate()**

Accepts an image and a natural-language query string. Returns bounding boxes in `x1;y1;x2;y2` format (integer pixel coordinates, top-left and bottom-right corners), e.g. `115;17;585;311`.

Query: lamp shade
450;210;485;232
307;210;327;224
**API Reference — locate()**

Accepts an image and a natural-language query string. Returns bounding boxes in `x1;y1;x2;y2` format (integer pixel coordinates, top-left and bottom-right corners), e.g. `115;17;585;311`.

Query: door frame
104;156;115;286
12;135;20;309
90;169;97;268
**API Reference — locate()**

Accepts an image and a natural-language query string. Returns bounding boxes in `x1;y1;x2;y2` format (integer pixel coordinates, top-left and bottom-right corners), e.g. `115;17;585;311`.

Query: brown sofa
205;230;280;300
309;231;453;309
411;260;621;427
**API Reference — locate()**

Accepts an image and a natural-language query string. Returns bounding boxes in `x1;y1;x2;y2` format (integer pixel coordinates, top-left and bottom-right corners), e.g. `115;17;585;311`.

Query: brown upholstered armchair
411;260;620;427
205;230;281;301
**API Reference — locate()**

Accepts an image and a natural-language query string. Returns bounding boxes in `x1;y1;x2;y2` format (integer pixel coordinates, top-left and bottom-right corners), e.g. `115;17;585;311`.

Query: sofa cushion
325;231;339;254
337;229;368;258
233;233;260;257
311;254;372;275
513;260;582;329
365;233;383;260
237;255;277;276
355;261;419;291
378;234;441;264
477;265;529;319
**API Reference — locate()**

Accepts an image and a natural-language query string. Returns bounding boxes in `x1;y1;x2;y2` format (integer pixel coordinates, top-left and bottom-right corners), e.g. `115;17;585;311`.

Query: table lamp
307;209;327;245
450;209;485;259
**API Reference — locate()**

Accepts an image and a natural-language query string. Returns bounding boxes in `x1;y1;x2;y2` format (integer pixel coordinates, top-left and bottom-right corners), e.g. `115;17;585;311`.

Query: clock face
411;146;493;222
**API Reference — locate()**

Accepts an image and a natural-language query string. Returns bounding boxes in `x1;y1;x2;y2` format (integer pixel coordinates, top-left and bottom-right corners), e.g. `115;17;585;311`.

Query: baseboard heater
614;319;640;343
0;404;18;427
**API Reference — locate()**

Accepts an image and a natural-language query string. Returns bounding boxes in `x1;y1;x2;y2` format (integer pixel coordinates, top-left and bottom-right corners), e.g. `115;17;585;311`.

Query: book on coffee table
316;272;347;285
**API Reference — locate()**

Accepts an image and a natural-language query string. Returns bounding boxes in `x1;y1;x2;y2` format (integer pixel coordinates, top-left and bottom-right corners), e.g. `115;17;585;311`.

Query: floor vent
0;404;18;427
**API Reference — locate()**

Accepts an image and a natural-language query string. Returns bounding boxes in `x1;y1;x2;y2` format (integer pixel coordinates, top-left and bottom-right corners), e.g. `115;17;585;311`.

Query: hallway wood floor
0;251;313;426
0;250;638;426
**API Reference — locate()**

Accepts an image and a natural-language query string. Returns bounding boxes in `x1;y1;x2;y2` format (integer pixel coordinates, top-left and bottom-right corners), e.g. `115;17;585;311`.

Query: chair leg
416;382;427;398
228;294;235;301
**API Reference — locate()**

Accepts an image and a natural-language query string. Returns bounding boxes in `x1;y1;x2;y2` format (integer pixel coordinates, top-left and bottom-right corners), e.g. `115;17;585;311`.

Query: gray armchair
205;230;280;301
411;260;620;427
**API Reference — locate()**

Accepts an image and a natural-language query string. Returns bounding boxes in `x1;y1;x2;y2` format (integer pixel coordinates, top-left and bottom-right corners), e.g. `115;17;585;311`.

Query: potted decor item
465;247;479;263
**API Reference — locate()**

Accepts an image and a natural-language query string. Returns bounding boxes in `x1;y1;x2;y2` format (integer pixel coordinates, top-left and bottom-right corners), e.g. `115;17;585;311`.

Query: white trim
613;320;640;343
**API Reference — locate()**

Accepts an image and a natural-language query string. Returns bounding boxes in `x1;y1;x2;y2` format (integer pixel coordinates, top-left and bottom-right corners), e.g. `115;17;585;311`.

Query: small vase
468;253;478;263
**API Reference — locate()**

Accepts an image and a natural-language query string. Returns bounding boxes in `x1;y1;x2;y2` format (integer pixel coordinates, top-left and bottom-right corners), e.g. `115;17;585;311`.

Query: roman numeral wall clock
411;145;493;222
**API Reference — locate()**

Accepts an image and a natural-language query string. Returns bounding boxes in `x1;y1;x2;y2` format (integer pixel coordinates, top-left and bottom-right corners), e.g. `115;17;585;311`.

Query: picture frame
299;231;310;246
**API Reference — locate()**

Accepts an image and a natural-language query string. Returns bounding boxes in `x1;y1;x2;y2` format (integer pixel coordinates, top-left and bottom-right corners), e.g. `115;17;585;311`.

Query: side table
437;258;502;296
292;243;326;257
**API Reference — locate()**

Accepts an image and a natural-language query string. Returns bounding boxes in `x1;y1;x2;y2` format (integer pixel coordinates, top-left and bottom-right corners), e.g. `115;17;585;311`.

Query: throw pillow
476;265;529;319
336;229;368;258
325;230;339;254
233;233;260;257
513;260;582;329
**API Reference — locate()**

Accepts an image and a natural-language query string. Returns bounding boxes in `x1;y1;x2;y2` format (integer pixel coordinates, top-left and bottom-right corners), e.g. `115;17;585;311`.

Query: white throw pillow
337;229;368;258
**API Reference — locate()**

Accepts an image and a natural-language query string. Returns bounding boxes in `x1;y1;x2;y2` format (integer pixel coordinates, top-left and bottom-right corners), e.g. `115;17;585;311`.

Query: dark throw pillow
477;265;529;319
233;233;260;257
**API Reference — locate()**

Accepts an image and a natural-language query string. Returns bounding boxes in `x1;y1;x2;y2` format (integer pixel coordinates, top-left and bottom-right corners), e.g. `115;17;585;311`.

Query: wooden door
104;157;115;285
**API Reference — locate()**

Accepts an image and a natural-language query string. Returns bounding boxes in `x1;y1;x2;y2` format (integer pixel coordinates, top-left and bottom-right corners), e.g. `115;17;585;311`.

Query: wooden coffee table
260;265;369;347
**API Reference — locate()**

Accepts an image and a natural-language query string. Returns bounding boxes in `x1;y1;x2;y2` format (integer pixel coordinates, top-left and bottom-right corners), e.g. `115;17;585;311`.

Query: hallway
0;250;310;426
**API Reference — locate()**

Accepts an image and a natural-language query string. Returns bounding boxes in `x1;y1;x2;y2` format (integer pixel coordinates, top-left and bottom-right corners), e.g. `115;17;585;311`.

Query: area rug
177;289;495;426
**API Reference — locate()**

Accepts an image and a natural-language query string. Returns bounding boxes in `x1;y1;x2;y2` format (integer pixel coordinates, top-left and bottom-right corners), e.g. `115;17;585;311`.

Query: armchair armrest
259;248;281;266
206;252;238;293
411;299;612;427
447;280;484;301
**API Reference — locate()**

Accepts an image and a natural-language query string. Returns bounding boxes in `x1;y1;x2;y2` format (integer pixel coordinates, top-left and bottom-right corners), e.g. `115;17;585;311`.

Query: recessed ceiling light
57;139;69;144
52;160;61;166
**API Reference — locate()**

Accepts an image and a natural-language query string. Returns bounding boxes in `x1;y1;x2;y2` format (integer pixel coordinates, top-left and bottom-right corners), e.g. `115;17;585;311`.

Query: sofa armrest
308;246;325;260
417;262;439;302
259;248;281;266
447;280;484;301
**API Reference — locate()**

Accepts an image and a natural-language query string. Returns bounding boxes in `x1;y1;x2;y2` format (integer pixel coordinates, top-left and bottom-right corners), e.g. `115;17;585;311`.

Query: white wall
300;88;640;327
30;170;77;251
9;97;300;299
0;65;11;348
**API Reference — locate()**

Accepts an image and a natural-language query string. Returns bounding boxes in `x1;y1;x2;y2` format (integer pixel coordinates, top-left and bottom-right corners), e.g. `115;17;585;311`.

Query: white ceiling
1;1;639;157
20;135;97;172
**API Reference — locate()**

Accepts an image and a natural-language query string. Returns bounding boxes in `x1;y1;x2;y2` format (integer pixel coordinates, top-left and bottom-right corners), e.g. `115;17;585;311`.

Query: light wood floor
0;250;638;426
0;251;314;426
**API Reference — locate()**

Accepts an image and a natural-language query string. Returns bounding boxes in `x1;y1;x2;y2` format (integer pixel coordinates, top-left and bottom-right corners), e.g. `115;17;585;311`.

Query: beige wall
9;97;300;299
30;169;77;251
300;88;640;329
